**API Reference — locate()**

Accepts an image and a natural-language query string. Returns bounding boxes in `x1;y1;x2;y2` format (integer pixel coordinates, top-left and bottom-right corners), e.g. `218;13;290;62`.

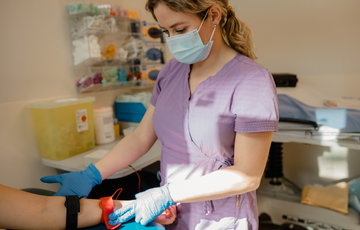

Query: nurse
41;0;279;229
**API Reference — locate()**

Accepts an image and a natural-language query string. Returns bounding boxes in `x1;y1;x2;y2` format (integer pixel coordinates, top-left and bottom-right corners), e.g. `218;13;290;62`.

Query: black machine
271;73;298;87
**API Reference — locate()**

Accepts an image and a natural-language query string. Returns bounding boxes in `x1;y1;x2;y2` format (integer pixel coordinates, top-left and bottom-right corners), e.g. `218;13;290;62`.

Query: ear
209;5;222;26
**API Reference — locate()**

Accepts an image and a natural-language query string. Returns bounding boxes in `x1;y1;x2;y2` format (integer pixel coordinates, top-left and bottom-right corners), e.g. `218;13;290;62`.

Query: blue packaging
114;102;146;122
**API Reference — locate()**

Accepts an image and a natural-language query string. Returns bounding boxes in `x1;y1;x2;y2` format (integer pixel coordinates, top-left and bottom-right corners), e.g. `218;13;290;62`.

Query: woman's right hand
113;201;177;226
40;163;102;197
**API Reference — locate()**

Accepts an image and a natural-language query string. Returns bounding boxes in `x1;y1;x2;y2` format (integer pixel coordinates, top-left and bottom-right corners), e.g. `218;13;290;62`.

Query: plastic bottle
93;107;115;144
113;118;120;137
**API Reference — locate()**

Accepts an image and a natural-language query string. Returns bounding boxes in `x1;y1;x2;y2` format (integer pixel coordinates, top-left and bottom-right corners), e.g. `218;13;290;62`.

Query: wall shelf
273;131;360;150
66;3;165;94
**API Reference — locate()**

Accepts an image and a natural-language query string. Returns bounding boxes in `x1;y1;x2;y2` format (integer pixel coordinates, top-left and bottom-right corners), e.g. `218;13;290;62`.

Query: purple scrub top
150;53;279;230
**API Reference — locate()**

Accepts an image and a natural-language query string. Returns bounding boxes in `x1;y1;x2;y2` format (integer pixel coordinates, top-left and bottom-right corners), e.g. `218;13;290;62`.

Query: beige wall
0;0;154;191
0;0;359;191
229;0;360;188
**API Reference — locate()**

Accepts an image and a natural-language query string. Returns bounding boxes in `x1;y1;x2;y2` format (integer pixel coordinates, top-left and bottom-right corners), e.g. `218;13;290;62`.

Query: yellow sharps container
28;97;95;160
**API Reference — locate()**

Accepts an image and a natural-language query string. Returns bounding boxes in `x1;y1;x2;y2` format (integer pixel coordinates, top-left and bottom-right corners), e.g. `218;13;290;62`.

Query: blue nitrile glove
40;163;102;197
108;183;175;226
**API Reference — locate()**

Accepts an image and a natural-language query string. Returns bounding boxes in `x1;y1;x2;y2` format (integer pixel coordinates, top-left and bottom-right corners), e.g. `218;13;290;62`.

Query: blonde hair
145;0;257;60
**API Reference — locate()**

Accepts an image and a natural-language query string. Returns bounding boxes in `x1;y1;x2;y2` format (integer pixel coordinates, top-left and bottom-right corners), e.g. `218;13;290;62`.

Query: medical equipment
258;83;360;229
121;38;145;61
257;193;360;230
117;67;127;82
141;21;164;42
144;44;164;64
67;3;107;15
278;94;360;133
70;15;118;39
273;83;360;146
72;35;102;66
118;48;128;62
141;65;162;82
100;188;123;229
93;107;116;145
272;73;298;87
77;75;93;90
101;44;116;59
64;195;81;229
147;69;160;82
28;97;95;160
101;67;118;84
146;47;163;62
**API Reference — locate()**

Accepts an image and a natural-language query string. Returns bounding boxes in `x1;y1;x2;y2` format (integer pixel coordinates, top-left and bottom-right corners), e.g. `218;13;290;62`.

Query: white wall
0;0;359;191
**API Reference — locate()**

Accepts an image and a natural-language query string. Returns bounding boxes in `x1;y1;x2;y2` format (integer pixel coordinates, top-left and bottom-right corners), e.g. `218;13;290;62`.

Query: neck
192;31;236;72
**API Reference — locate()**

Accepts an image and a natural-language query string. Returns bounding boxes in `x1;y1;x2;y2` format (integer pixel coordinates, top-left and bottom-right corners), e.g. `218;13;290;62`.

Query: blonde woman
41;0;278;229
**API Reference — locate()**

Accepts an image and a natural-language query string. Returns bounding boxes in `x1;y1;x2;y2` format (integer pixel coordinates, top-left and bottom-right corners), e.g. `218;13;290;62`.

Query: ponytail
221;7;257;60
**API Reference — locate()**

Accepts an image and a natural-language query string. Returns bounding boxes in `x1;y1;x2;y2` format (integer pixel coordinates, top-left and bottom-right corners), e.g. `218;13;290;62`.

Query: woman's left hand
108;184;175;226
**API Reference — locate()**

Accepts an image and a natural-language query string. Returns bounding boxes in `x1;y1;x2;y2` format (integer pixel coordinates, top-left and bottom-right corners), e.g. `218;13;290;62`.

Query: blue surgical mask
165;10;216;64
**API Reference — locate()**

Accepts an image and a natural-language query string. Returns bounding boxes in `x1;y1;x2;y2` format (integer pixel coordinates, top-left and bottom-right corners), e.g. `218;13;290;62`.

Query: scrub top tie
204;157;235;215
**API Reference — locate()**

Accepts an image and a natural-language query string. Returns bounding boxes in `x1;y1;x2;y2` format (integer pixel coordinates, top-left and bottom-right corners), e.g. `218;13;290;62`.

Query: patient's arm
0;184;102;229
0;184;176;230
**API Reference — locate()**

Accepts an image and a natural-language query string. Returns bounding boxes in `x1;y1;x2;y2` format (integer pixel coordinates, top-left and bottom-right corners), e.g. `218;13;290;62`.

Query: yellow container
28;97;95;160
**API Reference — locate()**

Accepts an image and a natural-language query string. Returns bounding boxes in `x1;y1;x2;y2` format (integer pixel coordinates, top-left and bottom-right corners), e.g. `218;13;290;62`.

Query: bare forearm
0;185;65;230
95;132;155;179
95;105;158;180
0;185;103;230
168;166;261;203
42;197;102;229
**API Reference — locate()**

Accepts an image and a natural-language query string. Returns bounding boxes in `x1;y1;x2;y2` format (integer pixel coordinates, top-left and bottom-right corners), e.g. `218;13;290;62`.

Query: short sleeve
150;59;172;106
231;68;279;133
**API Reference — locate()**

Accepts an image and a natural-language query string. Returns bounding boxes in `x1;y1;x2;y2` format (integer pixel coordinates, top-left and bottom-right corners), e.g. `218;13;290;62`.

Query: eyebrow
158;22;186;30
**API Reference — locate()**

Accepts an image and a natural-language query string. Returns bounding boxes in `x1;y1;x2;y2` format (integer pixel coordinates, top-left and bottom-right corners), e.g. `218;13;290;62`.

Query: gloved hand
108;184;175;226
40;163;102;197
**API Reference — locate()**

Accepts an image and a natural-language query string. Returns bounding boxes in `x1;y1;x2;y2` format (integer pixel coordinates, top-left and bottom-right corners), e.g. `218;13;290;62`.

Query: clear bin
28;97;95;160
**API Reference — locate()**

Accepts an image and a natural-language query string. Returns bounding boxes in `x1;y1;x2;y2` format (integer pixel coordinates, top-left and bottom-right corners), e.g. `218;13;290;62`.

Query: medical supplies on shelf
28;97;95;160
114;92;151;122
66;2;165;94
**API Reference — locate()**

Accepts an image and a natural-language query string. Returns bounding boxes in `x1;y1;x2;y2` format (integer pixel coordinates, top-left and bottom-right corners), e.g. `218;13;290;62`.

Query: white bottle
93;107;115;144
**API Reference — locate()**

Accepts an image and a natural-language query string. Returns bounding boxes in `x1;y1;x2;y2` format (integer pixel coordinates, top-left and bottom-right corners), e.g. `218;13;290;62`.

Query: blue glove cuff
164;183;176;206
86;163;103;185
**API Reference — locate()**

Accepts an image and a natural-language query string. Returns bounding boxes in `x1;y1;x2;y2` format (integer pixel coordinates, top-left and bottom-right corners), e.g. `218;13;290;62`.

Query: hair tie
227;6;233;18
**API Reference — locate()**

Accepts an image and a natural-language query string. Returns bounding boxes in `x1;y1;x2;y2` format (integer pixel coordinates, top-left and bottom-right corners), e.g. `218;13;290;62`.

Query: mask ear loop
208;24;217;43
198;9;217;44
198;9;210;32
